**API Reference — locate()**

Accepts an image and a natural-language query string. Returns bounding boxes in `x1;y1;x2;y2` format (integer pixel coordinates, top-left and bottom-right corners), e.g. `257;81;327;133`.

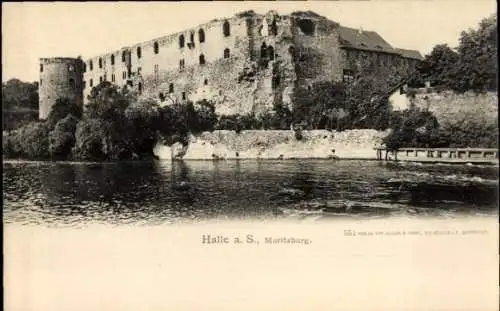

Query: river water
3;159;498;226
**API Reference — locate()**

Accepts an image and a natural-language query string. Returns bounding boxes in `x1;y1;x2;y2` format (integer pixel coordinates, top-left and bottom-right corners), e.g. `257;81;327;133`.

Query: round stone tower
39;57;84;119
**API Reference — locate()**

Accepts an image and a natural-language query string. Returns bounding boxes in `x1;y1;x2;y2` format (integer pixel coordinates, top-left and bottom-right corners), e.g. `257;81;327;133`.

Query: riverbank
153;129;390;160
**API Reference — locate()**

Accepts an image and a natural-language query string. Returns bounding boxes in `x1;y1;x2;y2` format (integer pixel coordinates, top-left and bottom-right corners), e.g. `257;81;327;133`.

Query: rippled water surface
3;160;498;226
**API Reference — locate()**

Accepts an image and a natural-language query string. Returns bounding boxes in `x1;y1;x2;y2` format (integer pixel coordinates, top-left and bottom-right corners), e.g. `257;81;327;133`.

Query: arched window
99;57;103;68
122;51;127;62
224;48;230;59
179;35;185;48
111;54;115;65
89;60;93;71
260;42;268;58
154;41;159;54
40;64;43;72
137;47;142;59
169;83;174;93
198;29;205;43
223;21;230;37
199;54;206;65
267;46;275;60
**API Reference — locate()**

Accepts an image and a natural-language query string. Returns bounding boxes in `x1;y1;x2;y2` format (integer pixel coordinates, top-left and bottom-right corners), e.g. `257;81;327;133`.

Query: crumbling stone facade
40;10;422;118
38;57;84;119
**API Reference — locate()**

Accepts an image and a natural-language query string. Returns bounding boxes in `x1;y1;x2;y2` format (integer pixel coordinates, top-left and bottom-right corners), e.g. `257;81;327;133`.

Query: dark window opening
198;29;205;43
138;82;142;94
224;48;230;59
83;63;86;73
261;42;267;58
307;85;311;91
159;93;165;102
89;60;93;71
127;81;133;87
179;59;185;71
111;54;115;65
99;57;103;68
111;74;115;82
179;35;185;48
40;79;42;86
137;67;142;75
154;41;159;54
267;46;275;60
40;64;43;72
122;51;127;62
83;81;86;89
204;79;208;85
199;54;206;65
169;83;174;93
182;92;186;100
342;69;354;83
297;19;315;35
99;76;103;84
122;72;127;79
270;19;278;36
223;21;230;37
69;78;75;89
137;47;142;59
90;79;93;87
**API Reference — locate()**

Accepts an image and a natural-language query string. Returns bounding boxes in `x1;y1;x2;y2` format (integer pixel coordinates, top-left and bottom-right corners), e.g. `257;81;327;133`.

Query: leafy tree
73;118;107;160
16;122;50;159
2;79;39;111
47;97;83;128
407;44;459;88
48;114;79;159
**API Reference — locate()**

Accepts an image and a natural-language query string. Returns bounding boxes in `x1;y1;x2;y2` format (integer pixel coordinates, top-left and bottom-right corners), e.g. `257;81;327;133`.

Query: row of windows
40;64;76;72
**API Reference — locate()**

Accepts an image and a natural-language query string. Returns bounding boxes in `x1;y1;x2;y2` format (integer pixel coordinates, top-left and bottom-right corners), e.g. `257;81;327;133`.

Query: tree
453;14;497;93
48;114;79;159
407;44;459;88
2;79;39;111
16;122;50;159
47;97;83;128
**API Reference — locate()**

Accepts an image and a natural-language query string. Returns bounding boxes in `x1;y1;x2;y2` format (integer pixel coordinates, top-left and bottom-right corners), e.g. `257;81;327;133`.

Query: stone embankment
153;129;389;160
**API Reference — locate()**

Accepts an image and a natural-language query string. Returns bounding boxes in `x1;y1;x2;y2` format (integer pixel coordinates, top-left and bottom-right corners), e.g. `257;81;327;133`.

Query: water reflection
3;160;498;226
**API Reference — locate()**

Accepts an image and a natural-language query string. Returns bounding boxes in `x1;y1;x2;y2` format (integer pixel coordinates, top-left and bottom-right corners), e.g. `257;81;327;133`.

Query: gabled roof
396;48;424;61
337;26;398;55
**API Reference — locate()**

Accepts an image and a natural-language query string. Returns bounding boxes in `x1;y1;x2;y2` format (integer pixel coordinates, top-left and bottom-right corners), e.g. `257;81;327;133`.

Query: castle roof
395;48;424;60
337;26;398;55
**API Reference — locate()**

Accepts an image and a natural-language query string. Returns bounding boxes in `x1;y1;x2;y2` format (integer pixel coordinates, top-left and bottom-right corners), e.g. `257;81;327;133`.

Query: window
40;64;43;72
122;71;127;79
109;54;114;65
223;21;230;37
159;93;165;102
224;48;230;59
198;29;205;43
179;59;185;71
90;79;93;87
40;79;42;86
111;74;115;82
137;67;142;75
137;46;142;59
89;60;93;71
83;63;86;73
104;73;107;81
342;69;354;83
199;54;206;65
182;92;186;100
261;42;267;58
69;78;75;89
190;32;195;44
138;82;142;94
100;76;103;84
267;46;275;60
204;79;208;85
122;51;127;62
83;81;86;89
169;83;174;93
154;64;159;81
154;41;159;54
179;35;185;48
99;57;103;68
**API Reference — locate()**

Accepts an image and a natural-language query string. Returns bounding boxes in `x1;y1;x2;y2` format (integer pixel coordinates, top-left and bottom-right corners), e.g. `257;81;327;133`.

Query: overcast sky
2;0;496;83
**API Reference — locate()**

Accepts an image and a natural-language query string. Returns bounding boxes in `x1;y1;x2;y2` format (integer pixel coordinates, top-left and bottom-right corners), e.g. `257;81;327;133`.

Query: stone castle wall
39;58;84;119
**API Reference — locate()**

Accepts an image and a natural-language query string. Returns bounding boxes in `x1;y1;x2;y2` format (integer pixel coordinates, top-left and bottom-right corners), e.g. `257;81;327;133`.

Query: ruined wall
153;129;389;160
411;90;498;126
39;58;84;119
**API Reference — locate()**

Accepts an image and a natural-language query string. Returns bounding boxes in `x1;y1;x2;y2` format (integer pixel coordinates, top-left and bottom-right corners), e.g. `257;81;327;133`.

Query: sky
2;0;496;83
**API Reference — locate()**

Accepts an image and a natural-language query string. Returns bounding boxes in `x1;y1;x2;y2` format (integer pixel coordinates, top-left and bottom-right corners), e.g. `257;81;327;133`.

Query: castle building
39;10;423;119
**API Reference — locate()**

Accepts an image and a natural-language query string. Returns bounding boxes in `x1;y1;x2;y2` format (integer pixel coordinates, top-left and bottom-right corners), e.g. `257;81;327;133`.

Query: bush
12;122;51;159
47;97;82;129
48;114;79;159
